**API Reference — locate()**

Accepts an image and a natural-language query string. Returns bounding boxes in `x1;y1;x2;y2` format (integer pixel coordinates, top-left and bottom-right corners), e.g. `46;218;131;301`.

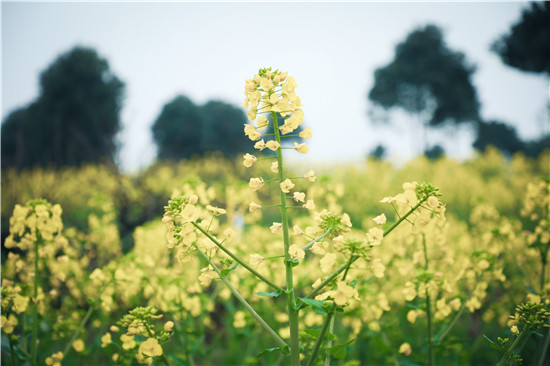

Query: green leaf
483;335;504;352
298;297;327;314
301;329;337;341
257;345;290;358
326;339;355;360
255;290;282;298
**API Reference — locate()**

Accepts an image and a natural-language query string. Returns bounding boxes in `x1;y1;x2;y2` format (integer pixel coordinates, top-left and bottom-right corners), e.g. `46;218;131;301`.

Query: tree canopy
1;46;125;170
152;96;306;161
368;24;480;127
491;2;550;75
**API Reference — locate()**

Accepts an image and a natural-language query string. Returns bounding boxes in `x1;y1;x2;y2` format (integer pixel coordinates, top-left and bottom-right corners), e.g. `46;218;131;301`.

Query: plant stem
9;336;16;366
538;328;550;366
306;304;336;366
422;234;435;366
305;198;428;300
497;330;526;366
31;234;42;366
302;230;331;251
272;111;301;365
324;315;336;366
62;305;95;356
192;222;284;293
194;245;287;348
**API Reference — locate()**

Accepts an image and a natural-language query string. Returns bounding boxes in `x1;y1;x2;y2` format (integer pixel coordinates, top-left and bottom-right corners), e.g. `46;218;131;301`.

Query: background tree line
2;2;549;170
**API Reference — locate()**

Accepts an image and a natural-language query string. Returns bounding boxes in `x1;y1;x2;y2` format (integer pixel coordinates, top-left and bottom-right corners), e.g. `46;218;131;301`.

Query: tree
152;95;308;161
152;95;204;160
491;2;550;75
368;24;480;150
1;46;125;169
473;120;524;156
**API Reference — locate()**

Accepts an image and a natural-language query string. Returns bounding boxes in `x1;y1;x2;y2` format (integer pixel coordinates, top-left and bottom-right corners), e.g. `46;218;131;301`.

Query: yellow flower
427;196;439;208
1;314;18;334
399;343;412;356
206;205;226;216
280;179;295;193
367;227;384;246
294;142;309;154
511;325;519;335
12;294;29;314
293;225;303;236
406;310;418;323
72;339;85;353
244;124;262;141
164;321;175;332
199;265;217;287
249;177;264;191
249;202;262;212
320;253;337;273
299;127;312;139
121;334;137;350
101;333;112;348
289;244;305;260
270;222;283;233
233;311;246;328
372;214;386;225
303;200;316;210
249;254;265;268
266;140;281;151
371;258;385;278
293;192;305;202
256;116;269;130
332;281;359;306
139;338;163;358
260;77;274;92
304;170;316;182
45;352;64;366
254;139;266;151
403;282;417;301
243;153;257;168
341;213;352;228
271;161;279;173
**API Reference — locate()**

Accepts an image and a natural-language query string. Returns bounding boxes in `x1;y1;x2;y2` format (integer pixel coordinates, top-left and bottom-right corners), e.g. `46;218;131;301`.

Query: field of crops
1;69;549;366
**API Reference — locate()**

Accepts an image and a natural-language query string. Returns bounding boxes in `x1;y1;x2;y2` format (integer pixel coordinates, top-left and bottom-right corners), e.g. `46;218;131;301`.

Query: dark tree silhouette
152;95;204;160
473;120;524;156
1;46;125;169
492;2;550;75
152;95;307;161
368;24;480;151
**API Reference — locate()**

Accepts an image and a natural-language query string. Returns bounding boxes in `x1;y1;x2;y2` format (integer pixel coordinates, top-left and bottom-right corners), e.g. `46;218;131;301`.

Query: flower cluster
104;306;174;364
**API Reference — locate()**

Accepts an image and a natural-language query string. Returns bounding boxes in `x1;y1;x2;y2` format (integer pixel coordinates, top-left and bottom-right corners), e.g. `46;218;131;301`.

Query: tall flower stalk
161;68;443;365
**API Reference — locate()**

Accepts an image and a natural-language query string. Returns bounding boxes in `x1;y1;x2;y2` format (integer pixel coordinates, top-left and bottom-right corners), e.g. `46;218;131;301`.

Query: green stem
324;315;336;366
305;198;428;300
192;222;284;293
273;111;301;365
62;305;95;356
538;328;550;366
9;336;16;366
497;330;526;366
301;230;330;251
540;247;548;293
194;245;287;348
306;304;336;366
422;234;435;366
31;234;42;366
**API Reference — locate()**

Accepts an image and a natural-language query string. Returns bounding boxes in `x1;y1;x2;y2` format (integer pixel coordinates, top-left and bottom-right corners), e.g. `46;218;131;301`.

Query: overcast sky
3;2;548;171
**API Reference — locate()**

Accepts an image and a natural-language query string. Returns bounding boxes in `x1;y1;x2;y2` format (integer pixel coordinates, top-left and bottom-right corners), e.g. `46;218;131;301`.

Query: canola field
1;149;549;365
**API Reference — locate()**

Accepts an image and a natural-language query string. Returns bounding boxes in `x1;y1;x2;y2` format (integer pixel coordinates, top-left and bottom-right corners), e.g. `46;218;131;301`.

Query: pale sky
2;2;548;171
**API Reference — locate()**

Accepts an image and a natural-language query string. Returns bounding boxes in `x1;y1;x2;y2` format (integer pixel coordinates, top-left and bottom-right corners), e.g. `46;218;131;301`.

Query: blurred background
2;1;549;247
2;1;548;172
